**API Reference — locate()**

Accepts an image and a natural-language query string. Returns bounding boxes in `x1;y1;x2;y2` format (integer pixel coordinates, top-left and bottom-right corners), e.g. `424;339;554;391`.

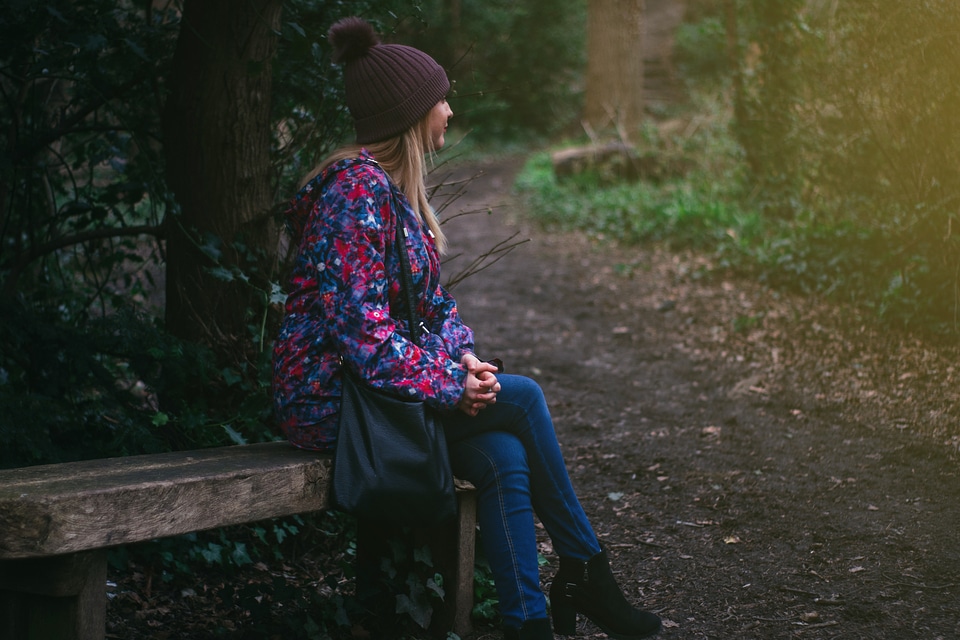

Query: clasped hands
458;353;501;416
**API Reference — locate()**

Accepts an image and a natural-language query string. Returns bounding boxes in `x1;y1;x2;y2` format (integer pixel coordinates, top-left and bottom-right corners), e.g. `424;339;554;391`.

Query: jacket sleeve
319;166;467;410
424;282;475;361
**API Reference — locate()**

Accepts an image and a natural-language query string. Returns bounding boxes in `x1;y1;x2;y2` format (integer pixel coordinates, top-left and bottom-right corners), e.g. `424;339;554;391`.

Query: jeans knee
503;374;546;407
449;432;530;492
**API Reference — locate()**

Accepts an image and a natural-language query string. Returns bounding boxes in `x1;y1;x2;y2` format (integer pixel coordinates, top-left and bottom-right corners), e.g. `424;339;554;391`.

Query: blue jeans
441;374;602;629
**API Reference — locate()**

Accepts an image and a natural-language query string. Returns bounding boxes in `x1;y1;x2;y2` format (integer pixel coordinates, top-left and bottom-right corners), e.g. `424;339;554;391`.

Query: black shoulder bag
331;205;458;527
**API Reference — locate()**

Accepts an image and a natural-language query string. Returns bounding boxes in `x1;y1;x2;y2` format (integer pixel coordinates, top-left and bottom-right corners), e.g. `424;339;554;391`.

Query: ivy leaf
206;266;234;282
287;21;305;37
269;282;287;305
230;542;252;566
222;424;246;446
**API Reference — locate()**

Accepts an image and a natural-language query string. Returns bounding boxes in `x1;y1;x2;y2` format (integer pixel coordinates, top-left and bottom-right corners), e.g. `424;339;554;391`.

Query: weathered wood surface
0;442;332;559
451;480;478;635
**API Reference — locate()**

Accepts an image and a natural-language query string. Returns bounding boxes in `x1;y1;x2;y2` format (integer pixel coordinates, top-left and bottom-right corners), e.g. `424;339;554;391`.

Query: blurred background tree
729;0;960;329
582;0;645;138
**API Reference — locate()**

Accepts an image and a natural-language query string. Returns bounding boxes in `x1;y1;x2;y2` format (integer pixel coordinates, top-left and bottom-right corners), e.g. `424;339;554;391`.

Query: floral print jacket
272;151;474;451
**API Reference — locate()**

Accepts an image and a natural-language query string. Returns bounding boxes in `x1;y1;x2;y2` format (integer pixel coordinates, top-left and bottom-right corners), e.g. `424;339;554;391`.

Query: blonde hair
302;113;447;253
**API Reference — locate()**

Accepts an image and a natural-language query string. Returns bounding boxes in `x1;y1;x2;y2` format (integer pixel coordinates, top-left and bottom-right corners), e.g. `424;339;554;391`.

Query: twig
883;577;957;590
637;539;666;549
778;586;821;598
809;570;830;583
444;232;529;291
442;204;505;224
795;620;840;633
426;156;529;289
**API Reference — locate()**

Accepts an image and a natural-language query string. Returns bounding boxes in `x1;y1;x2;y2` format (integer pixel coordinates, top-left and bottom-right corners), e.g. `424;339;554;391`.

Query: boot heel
551;598;577;636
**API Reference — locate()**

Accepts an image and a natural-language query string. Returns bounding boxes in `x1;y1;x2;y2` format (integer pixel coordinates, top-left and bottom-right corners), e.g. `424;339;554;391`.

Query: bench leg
354;486;477;638
0;550;107;640
423;486;478;638
449;486;477;637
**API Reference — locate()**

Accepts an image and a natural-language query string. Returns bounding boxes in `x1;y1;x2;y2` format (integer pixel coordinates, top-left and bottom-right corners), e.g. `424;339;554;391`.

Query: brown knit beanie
328;17;450;144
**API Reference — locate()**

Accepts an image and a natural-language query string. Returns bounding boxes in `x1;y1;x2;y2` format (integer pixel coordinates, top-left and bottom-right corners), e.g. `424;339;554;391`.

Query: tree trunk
162;0;282;356
583;0;645;138
724;0;751;171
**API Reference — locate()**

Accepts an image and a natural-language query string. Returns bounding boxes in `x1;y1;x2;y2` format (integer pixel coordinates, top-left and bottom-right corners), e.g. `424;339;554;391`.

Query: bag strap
351;157;423;348
335;159;425;373
392;210;423;348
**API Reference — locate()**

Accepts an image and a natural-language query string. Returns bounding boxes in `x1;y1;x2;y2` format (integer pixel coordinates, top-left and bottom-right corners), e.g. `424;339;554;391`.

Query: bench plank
0;442;331;558
0;442;477;639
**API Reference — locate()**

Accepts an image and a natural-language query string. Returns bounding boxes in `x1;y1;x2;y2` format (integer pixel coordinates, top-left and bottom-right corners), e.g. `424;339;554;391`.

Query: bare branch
2;223;161;294
444;231;529;291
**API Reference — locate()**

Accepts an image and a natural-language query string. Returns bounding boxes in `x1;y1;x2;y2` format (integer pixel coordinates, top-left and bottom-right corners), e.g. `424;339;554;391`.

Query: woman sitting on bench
271;16;661;640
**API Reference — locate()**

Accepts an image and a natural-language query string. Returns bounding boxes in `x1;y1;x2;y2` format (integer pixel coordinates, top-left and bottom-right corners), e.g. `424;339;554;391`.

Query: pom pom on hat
327;17;450;144
328;16;379;64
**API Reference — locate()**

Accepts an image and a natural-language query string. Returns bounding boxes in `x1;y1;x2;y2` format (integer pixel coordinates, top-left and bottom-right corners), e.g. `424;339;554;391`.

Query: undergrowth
108;510;493;639
514;88;959;340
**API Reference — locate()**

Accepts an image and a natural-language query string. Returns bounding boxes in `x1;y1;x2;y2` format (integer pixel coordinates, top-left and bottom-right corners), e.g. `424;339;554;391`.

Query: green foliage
406;0;586;141
518;3;960;338
0;0;426;469
0;0;176;310
272;0;426;194
110;511;364;638
471;562;500;623
674;16;729;81
735;0;960;333
468;533;500;624
521;159;751;249
733;0;811;215
0;297;280;469
116;532;473;639
109;506;493;638
516;92;758;253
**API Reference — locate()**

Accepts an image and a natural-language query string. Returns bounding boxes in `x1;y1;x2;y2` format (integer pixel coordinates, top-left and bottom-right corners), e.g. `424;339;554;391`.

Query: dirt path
439;155;960;640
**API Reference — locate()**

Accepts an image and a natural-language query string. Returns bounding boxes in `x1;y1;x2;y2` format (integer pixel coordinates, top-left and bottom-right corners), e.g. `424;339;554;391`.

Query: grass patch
513;87;958;339
516;151;759;251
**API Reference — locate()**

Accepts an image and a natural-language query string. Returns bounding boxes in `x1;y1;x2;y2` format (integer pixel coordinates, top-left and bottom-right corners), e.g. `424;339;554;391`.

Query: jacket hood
283;152;381;245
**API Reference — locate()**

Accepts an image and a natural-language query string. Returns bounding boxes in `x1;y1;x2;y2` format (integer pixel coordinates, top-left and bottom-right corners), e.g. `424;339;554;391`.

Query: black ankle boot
503;617;553;640
549;549;661;639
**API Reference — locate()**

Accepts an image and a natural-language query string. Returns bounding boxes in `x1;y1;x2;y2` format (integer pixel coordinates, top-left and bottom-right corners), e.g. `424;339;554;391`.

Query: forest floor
436;153;960;640
106;1;960;638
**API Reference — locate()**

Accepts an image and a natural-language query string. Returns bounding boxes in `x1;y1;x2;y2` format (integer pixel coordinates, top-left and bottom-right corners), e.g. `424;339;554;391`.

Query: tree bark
724;0;751;170
162;0;282;354
583;0;646;137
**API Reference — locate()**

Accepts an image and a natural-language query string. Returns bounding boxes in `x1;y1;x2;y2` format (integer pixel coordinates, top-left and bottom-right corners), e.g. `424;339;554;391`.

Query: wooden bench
0;441;477;640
